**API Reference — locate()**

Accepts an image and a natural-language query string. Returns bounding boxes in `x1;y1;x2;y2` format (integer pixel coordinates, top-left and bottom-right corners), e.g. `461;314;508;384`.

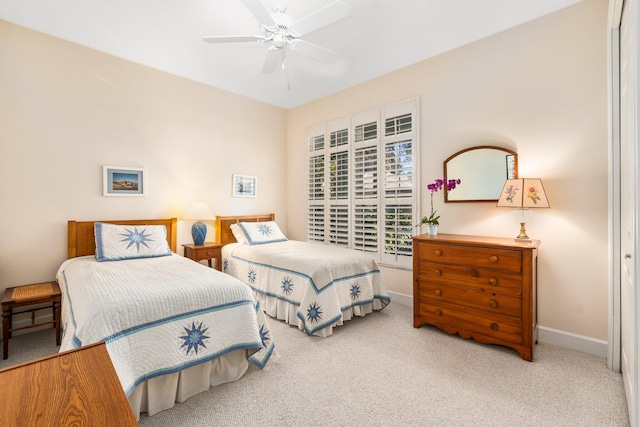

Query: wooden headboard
215;214;275;244
67;218;178;258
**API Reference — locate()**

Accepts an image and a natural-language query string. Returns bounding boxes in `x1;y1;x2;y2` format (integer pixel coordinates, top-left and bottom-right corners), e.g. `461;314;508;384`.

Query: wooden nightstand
2;281;62;360
183;242;225;271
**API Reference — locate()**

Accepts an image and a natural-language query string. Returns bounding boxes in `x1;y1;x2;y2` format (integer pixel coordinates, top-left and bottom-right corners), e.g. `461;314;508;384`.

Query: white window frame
306;98;420;269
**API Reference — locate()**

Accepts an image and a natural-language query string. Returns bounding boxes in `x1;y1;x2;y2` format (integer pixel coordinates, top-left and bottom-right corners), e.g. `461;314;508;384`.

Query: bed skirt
255;292;384;337
127;349;249;420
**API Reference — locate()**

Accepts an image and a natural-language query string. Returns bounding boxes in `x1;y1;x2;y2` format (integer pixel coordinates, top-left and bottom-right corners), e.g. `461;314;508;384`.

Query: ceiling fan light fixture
272;33;287;48
203;0;349;74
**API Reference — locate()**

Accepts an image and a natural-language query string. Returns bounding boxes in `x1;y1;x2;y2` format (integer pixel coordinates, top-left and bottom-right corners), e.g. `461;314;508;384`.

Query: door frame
609;0;640;424
608;0;622;373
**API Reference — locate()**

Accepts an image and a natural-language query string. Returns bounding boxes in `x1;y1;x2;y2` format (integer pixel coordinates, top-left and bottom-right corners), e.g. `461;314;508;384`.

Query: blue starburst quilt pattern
306;302;323;323
119;227;154;251
281;276;294;295
350;282;362;300
248;268;257;284
179;321;210;356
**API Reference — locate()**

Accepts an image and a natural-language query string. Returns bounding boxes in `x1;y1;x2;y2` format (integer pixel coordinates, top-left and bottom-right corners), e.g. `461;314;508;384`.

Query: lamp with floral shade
496;178;550;241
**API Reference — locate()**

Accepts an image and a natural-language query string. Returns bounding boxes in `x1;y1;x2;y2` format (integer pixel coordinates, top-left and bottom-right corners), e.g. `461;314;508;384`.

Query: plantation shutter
352;110;380;255
307;126;327;243
353;205;378;252
306;98;419;268
308;206;325;242
380;102;417;268
329;205;349;246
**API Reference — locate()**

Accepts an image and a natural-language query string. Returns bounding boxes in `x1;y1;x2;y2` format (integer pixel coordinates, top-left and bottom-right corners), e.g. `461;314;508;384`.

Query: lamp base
191;221;207;245
515;222;531;241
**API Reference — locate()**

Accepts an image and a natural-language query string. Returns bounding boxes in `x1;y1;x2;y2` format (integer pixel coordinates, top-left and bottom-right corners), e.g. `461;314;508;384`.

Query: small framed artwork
232;174;257;198
103;166;145;196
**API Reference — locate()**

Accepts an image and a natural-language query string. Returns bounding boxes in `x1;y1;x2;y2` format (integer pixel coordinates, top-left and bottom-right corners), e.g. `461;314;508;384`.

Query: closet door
620;0;639;424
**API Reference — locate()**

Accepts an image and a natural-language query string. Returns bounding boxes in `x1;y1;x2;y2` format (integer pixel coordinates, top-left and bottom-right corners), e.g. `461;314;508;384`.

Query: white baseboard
388;292;608;358
537;325;608;358
388;290;413;307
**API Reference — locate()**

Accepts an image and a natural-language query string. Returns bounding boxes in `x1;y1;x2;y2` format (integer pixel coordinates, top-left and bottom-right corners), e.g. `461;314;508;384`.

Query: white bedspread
222;241;390;336
56;254;274;397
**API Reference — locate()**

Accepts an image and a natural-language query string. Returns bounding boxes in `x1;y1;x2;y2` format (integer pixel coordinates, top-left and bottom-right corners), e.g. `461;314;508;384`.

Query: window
306;99;419;268
385;113;412;136
329;151;349;200
330;129;349;147
355;121;378;142
354;146;378;199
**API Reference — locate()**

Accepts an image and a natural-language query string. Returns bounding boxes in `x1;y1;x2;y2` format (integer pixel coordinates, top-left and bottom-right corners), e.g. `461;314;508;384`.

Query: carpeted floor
1;303;631;426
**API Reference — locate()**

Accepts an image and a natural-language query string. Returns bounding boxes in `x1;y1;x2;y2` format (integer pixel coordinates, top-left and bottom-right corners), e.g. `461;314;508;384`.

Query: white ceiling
1;0;583;109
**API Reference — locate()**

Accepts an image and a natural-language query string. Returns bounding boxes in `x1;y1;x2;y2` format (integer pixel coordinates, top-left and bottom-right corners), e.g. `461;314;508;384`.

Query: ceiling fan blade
289;39;339;63
241;0;276;27
289;1;349;37
262;47;284;73
202;35;265;43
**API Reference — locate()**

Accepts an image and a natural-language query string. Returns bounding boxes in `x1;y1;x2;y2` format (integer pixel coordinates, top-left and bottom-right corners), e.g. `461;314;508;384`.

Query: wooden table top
0;342;137;426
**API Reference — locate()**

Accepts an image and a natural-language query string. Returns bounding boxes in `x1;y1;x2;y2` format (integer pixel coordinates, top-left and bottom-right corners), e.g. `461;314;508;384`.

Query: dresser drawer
417;261;523;296
417;280;522;319
418;300;523;345
417;242;522;273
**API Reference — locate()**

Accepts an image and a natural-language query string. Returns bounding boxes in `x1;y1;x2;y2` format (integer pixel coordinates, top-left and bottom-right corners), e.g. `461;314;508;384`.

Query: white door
620;0;639;424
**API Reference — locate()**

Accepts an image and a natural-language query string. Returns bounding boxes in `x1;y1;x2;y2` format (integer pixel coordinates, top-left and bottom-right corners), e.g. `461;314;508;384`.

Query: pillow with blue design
237;221;287;245
94;222;172;262
230;223;249;244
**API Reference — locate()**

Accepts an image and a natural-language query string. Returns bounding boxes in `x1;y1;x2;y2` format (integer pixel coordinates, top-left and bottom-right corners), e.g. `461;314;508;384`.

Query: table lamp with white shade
184;201;215;245
496;178;550;241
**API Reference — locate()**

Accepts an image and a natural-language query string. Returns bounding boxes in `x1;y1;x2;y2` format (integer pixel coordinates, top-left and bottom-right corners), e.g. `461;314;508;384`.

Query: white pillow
230;223;248;244
237;221;287;245
95;222;172;262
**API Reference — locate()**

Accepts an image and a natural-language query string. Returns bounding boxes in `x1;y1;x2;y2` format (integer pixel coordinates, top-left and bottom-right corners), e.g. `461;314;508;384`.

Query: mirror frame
443;145;518;203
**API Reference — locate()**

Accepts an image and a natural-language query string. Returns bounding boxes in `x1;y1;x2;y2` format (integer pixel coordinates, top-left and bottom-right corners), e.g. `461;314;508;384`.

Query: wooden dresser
413;233;540;361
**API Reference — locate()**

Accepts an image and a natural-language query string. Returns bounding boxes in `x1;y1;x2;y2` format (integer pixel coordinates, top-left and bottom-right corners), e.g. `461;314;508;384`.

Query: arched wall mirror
444;146;518;202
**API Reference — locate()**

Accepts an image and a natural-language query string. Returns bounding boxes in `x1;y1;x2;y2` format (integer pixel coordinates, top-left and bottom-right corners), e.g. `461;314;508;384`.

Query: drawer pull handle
489;299;498;308
490;322;499;330
489;255;498;263
488;278;498;286
434;250;442;257
435;309;443;316
206;252;212;256
434;269;442;276
435;289;442;296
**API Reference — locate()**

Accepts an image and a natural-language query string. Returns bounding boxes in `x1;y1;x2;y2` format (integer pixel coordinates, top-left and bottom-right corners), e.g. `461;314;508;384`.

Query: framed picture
103;166;145;196
232;174;257;198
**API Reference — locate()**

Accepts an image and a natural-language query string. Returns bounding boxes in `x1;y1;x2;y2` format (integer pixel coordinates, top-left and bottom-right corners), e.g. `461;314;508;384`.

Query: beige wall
0;20;288;289
286;0;609;340
0;0;609;343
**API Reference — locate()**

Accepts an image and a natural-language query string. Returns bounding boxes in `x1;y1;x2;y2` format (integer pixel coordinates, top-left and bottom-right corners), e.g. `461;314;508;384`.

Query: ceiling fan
203;0;349;74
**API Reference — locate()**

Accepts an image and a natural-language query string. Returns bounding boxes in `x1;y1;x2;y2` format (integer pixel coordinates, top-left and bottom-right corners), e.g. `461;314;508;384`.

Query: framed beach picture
232;174;257;198
103;166;145;196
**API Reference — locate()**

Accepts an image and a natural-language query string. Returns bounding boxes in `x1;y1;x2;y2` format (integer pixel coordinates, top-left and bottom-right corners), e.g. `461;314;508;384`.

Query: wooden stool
2;281;61;360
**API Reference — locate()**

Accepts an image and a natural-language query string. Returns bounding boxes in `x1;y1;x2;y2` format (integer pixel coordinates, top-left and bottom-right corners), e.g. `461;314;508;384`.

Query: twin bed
57;214;389;419
58;218;273;419
216;214;390;337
